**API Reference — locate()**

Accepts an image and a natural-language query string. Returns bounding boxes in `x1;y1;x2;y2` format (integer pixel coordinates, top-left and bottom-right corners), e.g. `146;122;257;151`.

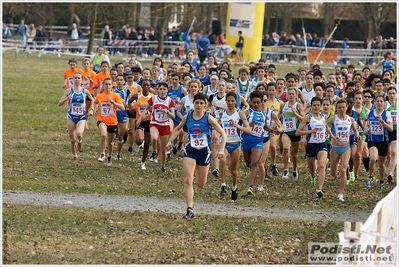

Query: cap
210;75;219;80
193;93;208;103
125;71;133;77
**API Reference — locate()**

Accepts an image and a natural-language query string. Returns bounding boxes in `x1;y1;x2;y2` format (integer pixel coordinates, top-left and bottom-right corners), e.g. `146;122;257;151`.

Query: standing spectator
196;32;210;64
163;27;174;58
100;25;113;53
34;25;46;47
287;34;296;62
217;30;225;45
17;19;27;50
340;37;349;64
148;28;158;56
67;23;82;53
295;34;305;62
26;23;36;50
235;30;244;63
184;28;193;52
2;21;12;41
385;37;396;50
278;31;288;61
311;33;319;47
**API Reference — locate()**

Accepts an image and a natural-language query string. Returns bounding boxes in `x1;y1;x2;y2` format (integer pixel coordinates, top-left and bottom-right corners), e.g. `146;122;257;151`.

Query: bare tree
362;3;396;38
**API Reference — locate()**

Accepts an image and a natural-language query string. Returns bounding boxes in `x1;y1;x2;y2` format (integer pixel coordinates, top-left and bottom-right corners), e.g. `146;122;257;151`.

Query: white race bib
370;121;383;135
71;103;84;116
101;103;113;116
283;117;296;131
190;133;208;149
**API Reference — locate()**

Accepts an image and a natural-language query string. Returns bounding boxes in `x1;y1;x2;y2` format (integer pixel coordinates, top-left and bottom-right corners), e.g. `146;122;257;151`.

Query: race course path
2;190;370;222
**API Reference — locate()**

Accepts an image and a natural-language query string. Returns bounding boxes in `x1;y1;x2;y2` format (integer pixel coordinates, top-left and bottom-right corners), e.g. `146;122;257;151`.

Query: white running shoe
257;185;265;192
140;162;146;170
134;144;140;153
338;193;344;202
98;153;105;162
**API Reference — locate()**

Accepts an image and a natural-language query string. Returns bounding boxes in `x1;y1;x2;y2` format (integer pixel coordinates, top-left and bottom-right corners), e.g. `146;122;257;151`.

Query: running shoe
128;146;133;153
316;189;323;198
116;154;122;161
292;170;298;181
212;168;220;177
149;151;157;162
220;185;227;196
349;171;355;182
282;170;289;180
172;145;178;155
338;193;344;202
166;152;172;161
346;178;351;185
365;177;374;187
257;185;265;192
183;208;194;219
140;162;146;170
231;189;238;201
140;142;144;148
310;176;316;186
98;152;106;162
133;144;140;153
107;155;112;167
387;173;393;183
77;142;84;153
73;155;78;163
160;165;166;173
177;142;182;152
271;164;278;176
247;186;254;195
380;180;385;190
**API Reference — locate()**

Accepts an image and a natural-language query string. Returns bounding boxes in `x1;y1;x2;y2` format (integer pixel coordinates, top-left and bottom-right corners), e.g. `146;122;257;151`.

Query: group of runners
59;47;397;219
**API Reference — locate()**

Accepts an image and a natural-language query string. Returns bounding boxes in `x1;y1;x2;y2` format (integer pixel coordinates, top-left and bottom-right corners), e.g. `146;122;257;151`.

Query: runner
364;95;393;189
165;93;226;219
207;79;228;177
94;77;125;166
142;82;176;172
58;72;94;163
385;87;397;183
241;91;267;195
219;91;251;200
296;97;328;198
326;98;361;201
279;87;305;180
114;74;131;160
128;79;153;170
352;91;367;181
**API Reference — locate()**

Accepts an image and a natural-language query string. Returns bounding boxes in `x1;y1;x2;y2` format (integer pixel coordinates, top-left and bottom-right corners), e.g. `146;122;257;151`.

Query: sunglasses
364;95;372;99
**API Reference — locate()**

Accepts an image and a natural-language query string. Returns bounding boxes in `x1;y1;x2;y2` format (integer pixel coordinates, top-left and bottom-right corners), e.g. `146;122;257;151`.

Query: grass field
2;50;395;264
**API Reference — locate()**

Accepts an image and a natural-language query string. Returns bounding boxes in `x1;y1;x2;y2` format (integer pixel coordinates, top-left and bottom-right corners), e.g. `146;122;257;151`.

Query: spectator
311;33;319;47
295;34;305;62
235;30;244;63
67;23;82;53
196;32;210;64
278;31;288;61
385;37;396;50
325;37;336;48
26;23;36;50
340;37;349;64
17;19;27;50
2;21;12;41
35;25;46;46
271;32;279;46
100;25;113;52
217;30;225;45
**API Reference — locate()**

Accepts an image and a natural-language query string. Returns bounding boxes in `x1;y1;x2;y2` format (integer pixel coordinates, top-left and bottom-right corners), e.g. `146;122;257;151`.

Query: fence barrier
336;187;397;265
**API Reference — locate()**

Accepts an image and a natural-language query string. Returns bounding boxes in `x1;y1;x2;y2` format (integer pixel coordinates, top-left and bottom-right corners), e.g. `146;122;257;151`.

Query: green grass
2;50;395;264
3;204;342;264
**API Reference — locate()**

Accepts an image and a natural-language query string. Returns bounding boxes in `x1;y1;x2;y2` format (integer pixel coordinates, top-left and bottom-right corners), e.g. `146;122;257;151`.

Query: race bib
251;122;264;137
391;111;397;125
101;103;113;116
190;133;208;149
155;108;168;122
370;121;383;135
71;103;84;116
283;117;296;131
68;77;74;88
139;106;150;119
224;126;237;138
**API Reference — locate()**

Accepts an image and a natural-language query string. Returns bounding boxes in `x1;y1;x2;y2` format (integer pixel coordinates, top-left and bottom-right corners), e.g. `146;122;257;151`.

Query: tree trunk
87;3;98;54
158;3;167;56
323;3;334;36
